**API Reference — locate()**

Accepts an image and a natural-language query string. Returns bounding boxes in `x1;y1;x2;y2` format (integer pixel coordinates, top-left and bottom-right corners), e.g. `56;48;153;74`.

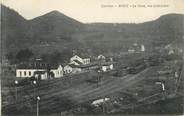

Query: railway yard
1;52;184;115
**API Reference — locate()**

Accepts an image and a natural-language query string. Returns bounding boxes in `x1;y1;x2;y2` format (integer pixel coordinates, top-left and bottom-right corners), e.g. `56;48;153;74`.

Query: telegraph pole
97;70;102;87
14;80;19;101
36;96;40;116
33;80;37;99
102;98;106;114
156;81;166;99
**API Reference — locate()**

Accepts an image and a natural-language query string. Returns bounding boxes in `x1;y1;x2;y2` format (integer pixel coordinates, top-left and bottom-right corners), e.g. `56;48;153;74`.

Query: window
29;71;31;76
20;71;22;77
24;71;26;76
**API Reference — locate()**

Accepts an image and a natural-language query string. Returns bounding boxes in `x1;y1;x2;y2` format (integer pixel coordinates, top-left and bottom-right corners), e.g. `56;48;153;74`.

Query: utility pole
14;80;19;101
33;80;37;99
36;96;40;116
97;70;102;87
102;98;106;114
97;58;103;87
156;81;166;99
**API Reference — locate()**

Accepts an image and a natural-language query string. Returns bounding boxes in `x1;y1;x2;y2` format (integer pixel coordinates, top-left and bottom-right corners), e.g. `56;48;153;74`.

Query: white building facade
101;64;113;72
97;54;106;60
70;55;84;64
70;55;90;65
64;65;73;74
16;64;63;79
16;69;45;78
83;58;90;64
50;65;63;78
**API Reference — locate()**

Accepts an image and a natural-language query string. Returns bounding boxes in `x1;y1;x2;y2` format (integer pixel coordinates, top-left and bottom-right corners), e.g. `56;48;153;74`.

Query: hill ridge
1;4;184;57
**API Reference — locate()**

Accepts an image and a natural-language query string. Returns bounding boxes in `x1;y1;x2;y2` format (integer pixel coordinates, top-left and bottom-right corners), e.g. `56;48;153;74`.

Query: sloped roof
34;71;47;75
79;62;98;68
17;63;61;69
98;54;106;58
68;64;81;68
73;54;90;59
73;60;83;65
47;64;61;69
17;63;47;69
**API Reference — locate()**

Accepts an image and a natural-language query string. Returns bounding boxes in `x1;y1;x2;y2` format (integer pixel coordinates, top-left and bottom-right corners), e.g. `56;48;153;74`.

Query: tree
60;49;73;62
16;48;34;62
41;49;73;64
50;51;62;64
6;52;15;64
41;51;62;64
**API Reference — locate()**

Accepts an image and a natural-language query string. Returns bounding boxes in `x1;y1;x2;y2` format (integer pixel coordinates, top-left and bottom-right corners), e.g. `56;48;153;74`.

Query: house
64;62;99;75
70;55;90;65
83;58;90;65
128;43;145;53
50;65;63;78
16;64;45;78
70;55;84;64
128;48;135;53
69;60;83;66
97;54;105;60
69;64;82;74
100;62;114;72
168;49;174;55
106;57;113;62
91;98;110;107
97;54;106;62
64;65;73;74
16;63;63;79
79;63;99;71
141;44;145;52
34;71;48;80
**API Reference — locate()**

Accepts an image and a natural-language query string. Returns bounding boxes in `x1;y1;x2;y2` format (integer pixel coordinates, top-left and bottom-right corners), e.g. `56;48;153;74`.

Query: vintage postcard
1;0;184;116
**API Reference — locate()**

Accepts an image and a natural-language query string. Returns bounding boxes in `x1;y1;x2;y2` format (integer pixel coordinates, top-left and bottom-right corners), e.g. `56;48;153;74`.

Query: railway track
39;67;152;111
3;67;152;112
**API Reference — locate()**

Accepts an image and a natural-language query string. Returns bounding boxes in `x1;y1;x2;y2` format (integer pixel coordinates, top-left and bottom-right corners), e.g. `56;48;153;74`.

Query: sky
2;0;184;23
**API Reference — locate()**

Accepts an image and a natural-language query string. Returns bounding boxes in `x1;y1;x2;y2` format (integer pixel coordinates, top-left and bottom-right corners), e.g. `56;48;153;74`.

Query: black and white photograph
1;0;184;116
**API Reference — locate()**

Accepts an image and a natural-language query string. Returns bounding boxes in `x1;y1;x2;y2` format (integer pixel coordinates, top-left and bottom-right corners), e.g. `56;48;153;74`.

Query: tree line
6;48;73;64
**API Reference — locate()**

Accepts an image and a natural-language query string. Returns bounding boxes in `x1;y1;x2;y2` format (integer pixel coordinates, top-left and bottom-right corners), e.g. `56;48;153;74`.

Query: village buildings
97;54;106;60
70;55;90;65
16;54;114;79
16;63;63;79
50;65;63;78
101;63;114;72
128;43;145;53
64;64;73;74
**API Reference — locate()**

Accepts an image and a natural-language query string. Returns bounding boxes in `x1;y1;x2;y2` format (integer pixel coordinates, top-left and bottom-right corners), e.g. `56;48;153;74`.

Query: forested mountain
1;4;184;57
1;5;28;54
